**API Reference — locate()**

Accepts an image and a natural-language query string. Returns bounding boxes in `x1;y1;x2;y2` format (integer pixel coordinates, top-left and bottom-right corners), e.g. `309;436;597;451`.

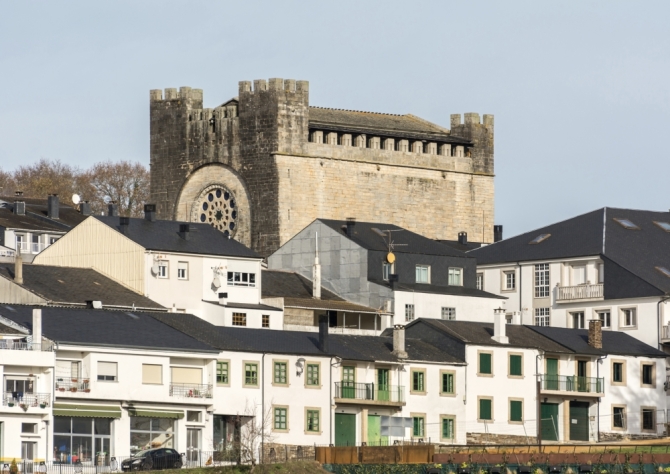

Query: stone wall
466;432;537;445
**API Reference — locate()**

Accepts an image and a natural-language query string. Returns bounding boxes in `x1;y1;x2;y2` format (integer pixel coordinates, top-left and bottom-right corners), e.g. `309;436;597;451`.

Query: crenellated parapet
449;113;494;174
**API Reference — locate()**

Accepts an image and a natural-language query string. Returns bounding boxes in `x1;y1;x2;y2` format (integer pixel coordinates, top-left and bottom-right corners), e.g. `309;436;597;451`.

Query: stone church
150;78;495;256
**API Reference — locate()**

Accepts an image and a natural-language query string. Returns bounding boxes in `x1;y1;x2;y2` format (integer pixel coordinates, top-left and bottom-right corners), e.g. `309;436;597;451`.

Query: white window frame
534;264;550;298
441;307;456;320
534;308;550;326
476;273;483;291
177;261;188;280
157;261;169;279
448;267;463;286
570;311;585;329
405;304;415;322
621;307;637;328
383;262;394;281
502;270;516;291
597;310;611;328
227;272;257;287
97;361;118;382
415;265;430;284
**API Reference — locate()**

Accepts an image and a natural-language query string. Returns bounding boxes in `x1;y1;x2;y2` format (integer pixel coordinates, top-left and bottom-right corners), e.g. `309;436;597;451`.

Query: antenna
103;196;112;205
72;194;81;205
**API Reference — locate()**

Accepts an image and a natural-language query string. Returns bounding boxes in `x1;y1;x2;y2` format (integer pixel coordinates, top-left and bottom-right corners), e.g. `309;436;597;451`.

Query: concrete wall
394;290;504;326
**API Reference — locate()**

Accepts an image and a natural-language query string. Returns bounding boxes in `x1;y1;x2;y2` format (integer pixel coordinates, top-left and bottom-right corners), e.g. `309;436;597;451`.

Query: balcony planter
71;379;78;383
83;379;90;384
58;387;65;392
70;387;78;393
20;403;28;411
84;389;91;393
7;402;14;407
39;403;47;409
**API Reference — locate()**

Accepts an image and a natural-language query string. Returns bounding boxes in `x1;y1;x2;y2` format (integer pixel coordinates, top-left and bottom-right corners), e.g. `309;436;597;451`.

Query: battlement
150;86;203;103
450;113;494;128
239;78;309;95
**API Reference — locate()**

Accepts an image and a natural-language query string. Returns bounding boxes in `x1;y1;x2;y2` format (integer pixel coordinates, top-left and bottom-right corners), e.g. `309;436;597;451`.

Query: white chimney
492;307;508;344
32;308;42;350
511;311;522;325
218;292;228;306
14;253;23;285
313;232;321;299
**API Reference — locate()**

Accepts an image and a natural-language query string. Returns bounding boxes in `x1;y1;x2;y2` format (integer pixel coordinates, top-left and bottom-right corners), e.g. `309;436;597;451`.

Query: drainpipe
657;295;670;351
596;355;608;442
329;357;339;446
536;351;543;446
261;352;266;464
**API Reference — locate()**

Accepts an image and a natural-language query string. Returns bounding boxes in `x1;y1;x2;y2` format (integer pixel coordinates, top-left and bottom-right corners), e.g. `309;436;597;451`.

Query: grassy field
143;461;329;474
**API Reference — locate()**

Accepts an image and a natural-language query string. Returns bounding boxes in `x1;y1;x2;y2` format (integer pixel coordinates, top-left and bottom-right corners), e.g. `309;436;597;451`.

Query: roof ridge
310;105;405;117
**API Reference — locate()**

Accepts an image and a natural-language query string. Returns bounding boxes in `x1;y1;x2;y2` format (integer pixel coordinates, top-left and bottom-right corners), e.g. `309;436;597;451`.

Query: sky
1;1;669;239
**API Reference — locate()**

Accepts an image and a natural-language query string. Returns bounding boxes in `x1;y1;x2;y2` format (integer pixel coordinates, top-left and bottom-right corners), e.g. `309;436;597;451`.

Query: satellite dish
151;263;159;275
212;274;221;289
103;196;112;205
72;194;81;205
387;252;396;264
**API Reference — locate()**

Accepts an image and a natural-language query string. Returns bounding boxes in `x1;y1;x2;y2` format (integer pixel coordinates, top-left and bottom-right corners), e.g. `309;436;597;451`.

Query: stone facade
150;78;495;256
466;432;537;445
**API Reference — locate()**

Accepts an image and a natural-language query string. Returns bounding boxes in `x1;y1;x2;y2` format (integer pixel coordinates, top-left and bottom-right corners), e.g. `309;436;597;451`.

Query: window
476;273;483;290
653;221;670;232
416;265;430;283
535;308;550;326
412;416;425;437
274;362;287;385
232;313;247;326
479;398;492;421
478;352;492;375
16;234;27;252
441;307;456;320
571;312;585;329
656;266;670;278
55;417;113;459
216;361;229;385
441;416;455;440
411;370;425;393
448;267;463;286
244;363;258;386
97;362;117;382
503;271;516;290
510;400;523;422
534;264;549;297
613;406;626;429
642;408;655;431
509;354;523;377
177;262;188;280
621;308;636;327
613;218;639;230
383;262;394;281
142;364;162;384
227;271;256;287
306;409;320;433
598;310;611;328
612;362;624;384
274;407;287;431
642;363;654;386
405;304;415;322
306;364;320;386
441;372;455;395
157;261;169;279
21;423;37;434
529;233;551;244
262;315;270;328
187;411;201;422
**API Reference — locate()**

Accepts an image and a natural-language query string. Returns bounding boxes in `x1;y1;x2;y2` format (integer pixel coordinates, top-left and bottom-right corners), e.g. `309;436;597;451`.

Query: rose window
195;187;237;236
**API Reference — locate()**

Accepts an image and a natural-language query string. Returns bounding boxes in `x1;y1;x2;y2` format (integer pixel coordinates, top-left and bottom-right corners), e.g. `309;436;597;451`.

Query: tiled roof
0;196;87;231
262;270;343;300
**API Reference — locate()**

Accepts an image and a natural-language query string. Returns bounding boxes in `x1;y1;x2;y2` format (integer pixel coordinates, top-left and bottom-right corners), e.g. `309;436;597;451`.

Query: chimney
47;194;59;219
14;254;23;285
511;311;522;325
13;195;25;216
458;231;467;245
108;201;119;217
179;223;190;240
392;324;408;359
32;308;42;350
389;274;399;291
119;216;130;234
218;292;228;306
345;217;356;237
494;225;503;243
492;307;509;344
318;314;329;352
144;204;157;222
313;232;321;299
588;319;603;349
86;300;102;309
79;201;92;216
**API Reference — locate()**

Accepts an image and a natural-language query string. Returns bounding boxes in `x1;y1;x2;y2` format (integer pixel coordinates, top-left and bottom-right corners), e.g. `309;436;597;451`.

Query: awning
128;408;184;419
53;403;122;418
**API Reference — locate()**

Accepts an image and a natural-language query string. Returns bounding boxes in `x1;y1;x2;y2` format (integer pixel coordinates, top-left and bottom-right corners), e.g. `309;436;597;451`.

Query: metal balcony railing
334;382;405;403
556;283;603;302
169;383;213;398
3;392;50;407
0;340;52;351
541;374;603;393
55;377;91;393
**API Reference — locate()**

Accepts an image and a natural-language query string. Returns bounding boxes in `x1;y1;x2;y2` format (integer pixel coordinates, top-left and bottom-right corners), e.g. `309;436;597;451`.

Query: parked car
121;448;183;471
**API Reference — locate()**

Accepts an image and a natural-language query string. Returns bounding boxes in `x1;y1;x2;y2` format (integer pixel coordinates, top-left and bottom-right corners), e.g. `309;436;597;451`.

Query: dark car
121;448;183;471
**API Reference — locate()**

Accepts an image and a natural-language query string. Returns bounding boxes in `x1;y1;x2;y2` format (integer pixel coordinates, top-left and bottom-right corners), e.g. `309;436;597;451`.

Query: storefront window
53;417;111;464
130;417;175;454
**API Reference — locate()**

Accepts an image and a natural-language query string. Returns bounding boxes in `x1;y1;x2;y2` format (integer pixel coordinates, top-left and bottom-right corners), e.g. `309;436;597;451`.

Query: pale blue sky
1;1;668;238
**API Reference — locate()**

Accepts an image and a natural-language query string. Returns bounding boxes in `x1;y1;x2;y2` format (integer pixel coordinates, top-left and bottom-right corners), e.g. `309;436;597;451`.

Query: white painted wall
393;290;505;326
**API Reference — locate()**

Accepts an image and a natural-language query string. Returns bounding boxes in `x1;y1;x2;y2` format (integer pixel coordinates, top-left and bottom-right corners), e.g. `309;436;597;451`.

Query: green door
342;366;356;399
540;403;559;441
335;413;356;446
546;358;558;390
367;415;388;446
569;401;590;441
377;369;389;401
577;360;588;392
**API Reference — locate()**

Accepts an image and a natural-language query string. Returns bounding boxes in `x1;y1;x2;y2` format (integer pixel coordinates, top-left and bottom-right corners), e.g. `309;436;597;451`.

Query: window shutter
171;367;202;384
142;364;162;384
510;355;522;376
480;353;492;374
98;362;117;377
479;399;492;420
510;400;523;421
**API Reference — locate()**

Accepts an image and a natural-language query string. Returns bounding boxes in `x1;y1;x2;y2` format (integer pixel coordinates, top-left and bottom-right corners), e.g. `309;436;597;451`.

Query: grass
144;461;329;474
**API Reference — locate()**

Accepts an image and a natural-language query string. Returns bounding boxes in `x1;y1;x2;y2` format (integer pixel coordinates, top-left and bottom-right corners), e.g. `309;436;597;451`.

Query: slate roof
0;320;25;335
318;219;469;257
0;263;164;309
375;281;505;300
94;216;260;259
437;240;483;252
0;306;216;352
309;107;472;144
0;196;87;231
469;207;670;297
203;301;282;312
150;312;460;363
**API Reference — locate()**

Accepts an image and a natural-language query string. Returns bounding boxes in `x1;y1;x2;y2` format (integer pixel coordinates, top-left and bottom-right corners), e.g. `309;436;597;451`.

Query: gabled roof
0;306;216;352
309;107;472;145
318;219;468;257
0;263;165;310
0;196;87;231
94;216;260;259
469;207;670;296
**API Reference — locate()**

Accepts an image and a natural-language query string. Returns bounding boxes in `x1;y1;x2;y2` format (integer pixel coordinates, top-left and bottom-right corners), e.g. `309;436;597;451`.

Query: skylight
656;267;670;278
653;221;670;232
613;218;640;230
125;312;139;320
529;234;551;245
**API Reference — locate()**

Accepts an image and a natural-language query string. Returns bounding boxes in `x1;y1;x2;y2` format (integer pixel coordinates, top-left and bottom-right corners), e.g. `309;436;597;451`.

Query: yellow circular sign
387;252;396;264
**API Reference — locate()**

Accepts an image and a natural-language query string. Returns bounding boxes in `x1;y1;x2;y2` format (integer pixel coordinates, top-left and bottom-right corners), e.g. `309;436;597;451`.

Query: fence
2;392;50;408
334;382;405;403
315;442;434;464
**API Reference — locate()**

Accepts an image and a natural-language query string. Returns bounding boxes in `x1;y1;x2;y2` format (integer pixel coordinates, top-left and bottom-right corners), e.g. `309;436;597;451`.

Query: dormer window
653;221;670;232
613;218;639;230
529;234;551;245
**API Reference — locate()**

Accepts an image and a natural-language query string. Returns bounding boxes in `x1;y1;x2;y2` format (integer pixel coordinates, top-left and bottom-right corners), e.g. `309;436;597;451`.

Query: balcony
334;382;405;407
556;283;604;303
0;341;53;351
55;377;91;394
169;383;213;399
2;392;51;408
540;375;603;396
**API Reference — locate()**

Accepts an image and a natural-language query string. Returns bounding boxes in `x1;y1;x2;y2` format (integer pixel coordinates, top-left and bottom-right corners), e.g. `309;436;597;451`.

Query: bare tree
83;161;150;217
0;170;17;197
12;159;82;205
238;399;275;466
